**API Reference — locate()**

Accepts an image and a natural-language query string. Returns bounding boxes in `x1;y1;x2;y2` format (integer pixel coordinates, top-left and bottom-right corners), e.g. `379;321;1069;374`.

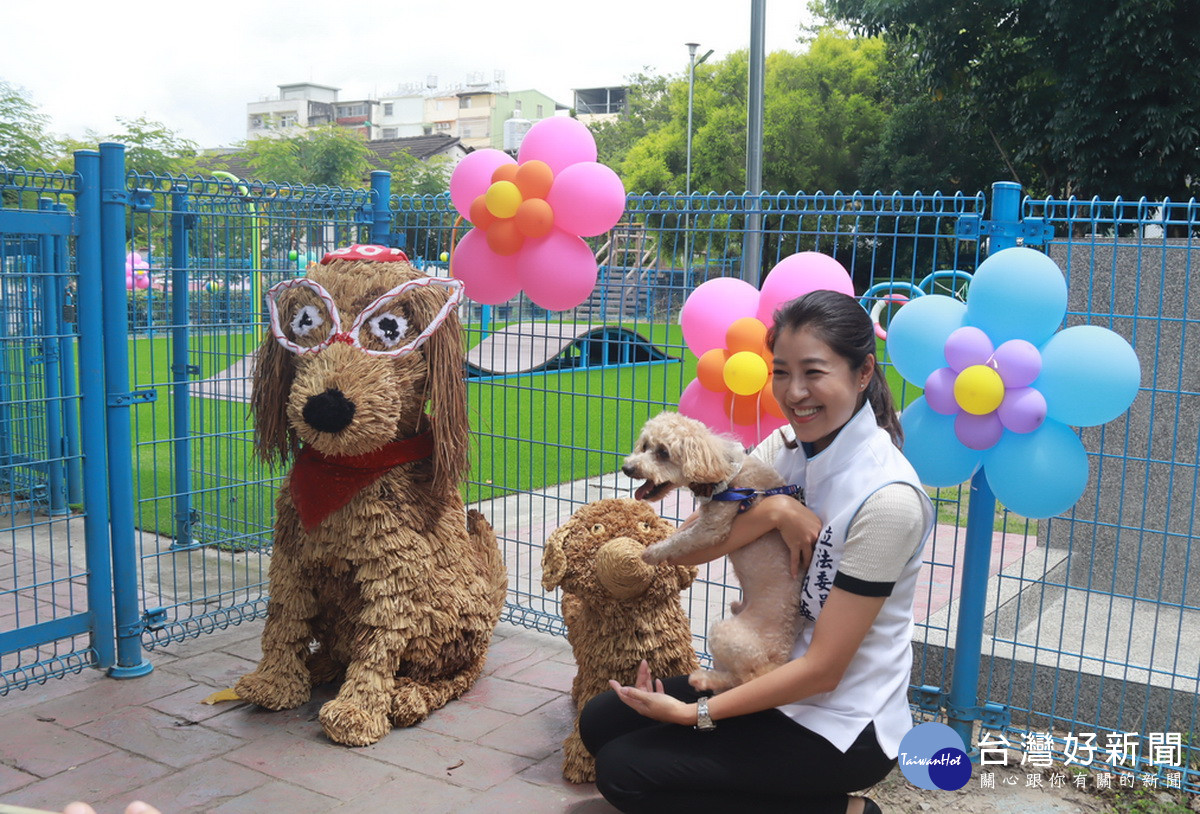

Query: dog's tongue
634;481;655;501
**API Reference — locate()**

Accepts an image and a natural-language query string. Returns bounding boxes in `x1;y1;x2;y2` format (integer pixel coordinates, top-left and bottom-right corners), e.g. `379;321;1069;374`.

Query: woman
580;290;934;814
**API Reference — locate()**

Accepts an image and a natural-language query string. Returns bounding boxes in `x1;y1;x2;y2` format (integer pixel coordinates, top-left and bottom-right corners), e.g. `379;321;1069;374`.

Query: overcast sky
2;1;812;150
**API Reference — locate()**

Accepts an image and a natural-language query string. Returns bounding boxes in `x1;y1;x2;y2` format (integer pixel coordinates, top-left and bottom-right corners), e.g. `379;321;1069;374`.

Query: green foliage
46;116;200;177
0;79;51;169
590;71;675;172
825;0;1200;199
240;124;372;187
389;149;453;197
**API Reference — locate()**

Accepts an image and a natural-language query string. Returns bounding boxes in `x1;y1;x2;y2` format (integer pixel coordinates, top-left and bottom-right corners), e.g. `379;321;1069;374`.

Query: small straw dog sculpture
235;244;507;747
542;498;699;782
622;411;803;692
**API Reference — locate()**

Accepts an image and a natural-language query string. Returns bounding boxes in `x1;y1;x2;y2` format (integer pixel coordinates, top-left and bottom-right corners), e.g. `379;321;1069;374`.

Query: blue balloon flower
886;247;1141;518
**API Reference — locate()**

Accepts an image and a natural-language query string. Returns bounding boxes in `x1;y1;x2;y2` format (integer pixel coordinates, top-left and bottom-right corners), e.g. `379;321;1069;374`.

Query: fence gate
0;162;116;692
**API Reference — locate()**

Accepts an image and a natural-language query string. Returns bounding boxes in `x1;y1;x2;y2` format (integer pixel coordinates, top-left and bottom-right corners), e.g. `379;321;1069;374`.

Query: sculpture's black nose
303;388;356;434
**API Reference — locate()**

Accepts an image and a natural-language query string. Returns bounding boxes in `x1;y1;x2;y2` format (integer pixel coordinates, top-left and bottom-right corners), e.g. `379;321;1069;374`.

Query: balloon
485;181;522;219
755;252;854;324
723;351;769;396
288;249;298;262
546;162;627;237
680;277;761;355
515;160;554;199
134;273;150;290
997;386;1047;434
886;294;967;383
1037;325;1141;426
727;392;763;426
954;364;1005;415
491;163;519;185
518;230;598;311
899;398;981;486
439;251;449;262
514;198;554;238
762;386;785;419
449;149;515;216
966;247;1067;347
696;348;729;392
517;116;598;175
726;317;767;353
125;272;135;290
954;411;1003;450
923;367;958;415
993;339;1041;387
450;227;522;304
983;421;1089;517
468;195;497;230
943;326;992;372
485;219;524;256
679;379;733;435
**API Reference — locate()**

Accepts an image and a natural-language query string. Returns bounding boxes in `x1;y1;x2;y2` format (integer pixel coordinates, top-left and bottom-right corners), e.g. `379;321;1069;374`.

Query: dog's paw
388;680;433;728
641;543;672;564
235;669;310;711
688;668;734;694
319;697;391;746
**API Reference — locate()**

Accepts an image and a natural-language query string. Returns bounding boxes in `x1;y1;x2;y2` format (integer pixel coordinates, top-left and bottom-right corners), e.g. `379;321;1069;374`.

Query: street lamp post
685;42;713;269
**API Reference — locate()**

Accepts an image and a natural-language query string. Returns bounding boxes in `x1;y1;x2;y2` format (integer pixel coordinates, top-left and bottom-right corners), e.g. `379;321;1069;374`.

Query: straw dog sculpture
235;244;507;747
542;498;699;782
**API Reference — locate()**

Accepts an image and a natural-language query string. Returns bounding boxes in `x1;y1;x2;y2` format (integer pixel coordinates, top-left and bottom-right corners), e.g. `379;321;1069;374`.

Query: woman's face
771;325;873;454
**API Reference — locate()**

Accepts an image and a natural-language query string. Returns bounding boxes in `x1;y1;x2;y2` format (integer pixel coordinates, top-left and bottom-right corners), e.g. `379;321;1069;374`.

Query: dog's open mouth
634;479;673;502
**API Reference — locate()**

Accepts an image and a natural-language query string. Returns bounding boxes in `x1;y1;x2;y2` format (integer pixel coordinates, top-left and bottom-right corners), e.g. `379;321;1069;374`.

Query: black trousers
579;676;896;814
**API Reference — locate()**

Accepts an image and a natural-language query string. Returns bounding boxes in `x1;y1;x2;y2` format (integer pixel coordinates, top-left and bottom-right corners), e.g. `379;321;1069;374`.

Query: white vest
771;405;933;757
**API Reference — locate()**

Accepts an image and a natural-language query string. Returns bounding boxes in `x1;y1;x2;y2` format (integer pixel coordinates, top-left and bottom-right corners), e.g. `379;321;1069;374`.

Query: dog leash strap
710;484;802;513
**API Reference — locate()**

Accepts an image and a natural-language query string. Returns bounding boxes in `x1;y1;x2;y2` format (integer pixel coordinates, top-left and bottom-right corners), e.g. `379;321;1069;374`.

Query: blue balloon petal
966;248;1067;346
1037;325;1142;427
886;295;966;385
983;421;1089;518
900;398;982;487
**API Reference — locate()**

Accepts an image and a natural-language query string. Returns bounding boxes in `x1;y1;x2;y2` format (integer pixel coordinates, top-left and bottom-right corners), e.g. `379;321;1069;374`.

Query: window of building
434;121;452;132
382;127;397;139
278;112;298;128
336;103;367;117
383;103;393;116
249;115;264;129
536;104;544;117
514;99;522;113
459;96;472;109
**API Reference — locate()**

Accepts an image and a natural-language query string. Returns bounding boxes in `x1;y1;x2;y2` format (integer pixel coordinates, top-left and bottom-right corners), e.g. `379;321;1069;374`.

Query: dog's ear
541;520;574;591
675;564;698;591
251;329;297;465
681;431;738;490
416;283;469;496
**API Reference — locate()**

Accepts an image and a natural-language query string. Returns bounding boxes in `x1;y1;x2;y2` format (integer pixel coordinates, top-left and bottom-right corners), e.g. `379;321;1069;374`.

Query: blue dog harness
709;483;803;513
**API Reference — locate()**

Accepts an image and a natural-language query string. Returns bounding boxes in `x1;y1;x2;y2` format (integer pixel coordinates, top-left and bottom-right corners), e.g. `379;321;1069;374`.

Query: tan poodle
235;245;508;747
542;499;699;782
622;411;803;693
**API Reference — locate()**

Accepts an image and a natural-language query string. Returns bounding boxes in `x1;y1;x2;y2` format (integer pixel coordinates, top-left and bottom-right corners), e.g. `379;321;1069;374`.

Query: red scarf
289;430;435;531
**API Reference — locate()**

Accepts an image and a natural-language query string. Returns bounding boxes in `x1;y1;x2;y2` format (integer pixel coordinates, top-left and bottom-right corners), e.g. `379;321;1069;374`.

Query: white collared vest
770;405;934;757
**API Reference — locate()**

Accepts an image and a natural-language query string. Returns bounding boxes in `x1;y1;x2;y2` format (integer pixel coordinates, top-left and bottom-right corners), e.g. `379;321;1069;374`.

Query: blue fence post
369;171;394;247
99;142;152;678
37;197;68;515
54;201;83;506
170;185;194;549
945;180;1022;751
73;149;117;669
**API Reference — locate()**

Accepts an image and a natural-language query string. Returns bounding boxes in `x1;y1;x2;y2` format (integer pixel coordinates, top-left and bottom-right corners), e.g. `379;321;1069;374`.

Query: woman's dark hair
766;289;904;447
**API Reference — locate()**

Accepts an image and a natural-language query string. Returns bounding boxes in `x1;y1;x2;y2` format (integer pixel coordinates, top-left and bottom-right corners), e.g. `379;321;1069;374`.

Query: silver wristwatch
694;696;716;731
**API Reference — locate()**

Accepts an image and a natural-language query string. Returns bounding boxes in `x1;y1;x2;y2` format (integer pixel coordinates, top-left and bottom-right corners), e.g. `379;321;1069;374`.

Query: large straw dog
235;245;507;746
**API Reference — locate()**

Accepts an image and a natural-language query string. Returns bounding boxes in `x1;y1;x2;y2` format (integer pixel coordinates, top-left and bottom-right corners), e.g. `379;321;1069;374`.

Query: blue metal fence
1;148;1196;792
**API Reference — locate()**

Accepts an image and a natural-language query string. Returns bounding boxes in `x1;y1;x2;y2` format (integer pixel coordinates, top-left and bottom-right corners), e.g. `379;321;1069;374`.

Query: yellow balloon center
954;364;1005;415
485;180;523;219
723;351;769;396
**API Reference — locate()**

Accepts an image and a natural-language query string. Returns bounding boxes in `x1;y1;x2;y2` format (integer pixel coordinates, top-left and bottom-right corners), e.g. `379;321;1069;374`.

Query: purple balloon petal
994;339;1042;388
924;367;959;415
954;411;1004;450
997;386;1047;434
944;326;994;371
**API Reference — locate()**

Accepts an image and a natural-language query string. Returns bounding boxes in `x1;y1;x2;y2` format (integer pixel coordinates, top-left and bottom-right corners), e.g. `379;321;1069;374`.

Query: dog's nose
302;388;356;434
621;464;636;478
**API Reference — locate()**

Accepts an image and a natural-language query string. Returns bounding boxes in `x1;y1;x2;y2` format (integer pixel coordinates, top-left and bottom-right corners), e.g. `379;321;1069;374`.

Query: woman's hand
608;660;693;726
762;494;824;577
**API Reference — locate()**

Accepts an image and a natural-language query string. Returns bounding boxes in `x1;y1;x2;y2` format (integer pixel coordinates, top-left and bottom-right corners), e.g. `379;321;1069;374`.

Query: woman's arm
611;587;886;724
666;494;823;575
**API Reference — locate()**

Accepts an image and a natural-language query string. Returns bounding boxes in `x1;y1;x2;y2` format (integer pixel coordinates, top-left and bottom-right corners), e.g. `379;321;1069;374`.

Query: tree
389;150;453;197
48;116;199;178
0;79;51;169
240;124;372;188
825;0;1200;199
589;71;675;172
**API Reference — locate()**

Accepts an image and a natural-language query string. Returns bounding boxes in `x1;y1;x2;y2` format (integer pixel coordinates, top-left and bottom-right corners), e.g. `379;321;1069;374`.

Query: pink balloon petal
546;162;627;237
755;252;853;324
518;230;599;311
997;386;1047;434
517;117;597;175
993;339;1042;388
680;277;762;356
450;228;522;304
923;367;959;415
944;326;994;371
954;411;1004;450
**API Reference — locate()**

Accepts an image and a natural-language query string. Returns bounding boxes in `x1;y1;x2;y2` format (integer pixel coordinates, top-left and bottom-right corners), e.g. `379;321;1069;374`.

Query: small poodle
622;411;803;692
542;498;699;782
